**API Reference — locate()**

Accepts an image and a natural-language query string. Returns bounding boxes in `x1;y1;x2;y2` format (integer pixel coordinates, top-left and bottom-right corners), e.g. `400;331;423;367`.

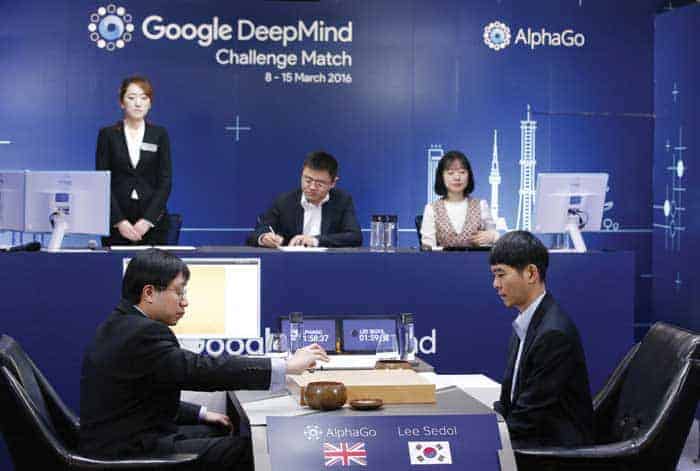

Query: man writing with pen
247;151;363;248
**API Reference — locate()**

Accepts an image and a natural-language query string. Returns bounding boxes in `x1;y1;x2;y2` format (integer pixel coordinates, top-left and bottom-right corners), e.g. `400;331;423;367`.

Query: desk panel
228;380;516;471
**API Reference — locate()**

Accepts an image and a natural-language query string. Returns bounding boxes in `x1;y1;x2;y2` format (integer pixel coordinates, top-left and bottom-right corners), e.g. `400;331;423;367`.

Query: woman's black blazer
95;122;172;225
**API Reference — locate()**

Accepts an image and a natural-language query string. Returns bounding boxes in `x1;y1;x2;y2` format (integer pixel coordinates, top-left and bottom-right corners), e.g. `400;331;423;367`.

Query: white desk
229;374;517;471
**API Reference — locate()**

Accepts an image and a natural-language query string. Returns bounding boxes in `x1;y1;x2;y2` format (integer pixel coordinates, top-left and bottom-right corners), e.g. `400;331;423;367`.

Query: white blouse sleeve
420;203;437;248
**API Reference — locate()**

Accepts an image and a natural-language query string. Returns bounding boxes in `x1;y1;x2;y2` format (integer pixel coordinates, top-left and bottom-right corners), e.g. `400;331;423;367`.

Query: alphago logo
483;21;512;51
304;425;324;441
88;4;135;51
484;20;586;51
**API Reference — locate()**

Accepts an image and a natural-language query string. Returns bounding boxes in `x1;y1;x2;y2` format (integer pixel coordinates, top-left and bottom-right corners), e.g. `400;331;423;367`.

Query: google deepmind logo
88;4;134;51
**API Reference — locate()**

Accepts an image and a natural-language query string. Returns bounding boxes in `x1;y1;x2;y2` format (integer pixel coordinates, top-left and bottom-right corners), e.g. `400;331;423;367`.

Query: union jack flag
323;442;367;466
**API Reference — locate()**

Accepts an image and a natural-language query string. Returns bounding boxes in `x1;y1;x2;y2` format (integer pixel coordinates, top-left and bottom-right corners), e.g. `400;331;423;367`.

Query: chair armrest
515;439;642;461
68;453;199;469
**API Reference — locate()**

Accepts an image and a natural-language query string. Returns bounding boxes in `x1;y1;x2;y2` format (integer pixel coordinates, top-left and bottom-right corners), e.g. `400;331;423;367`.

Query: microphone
2;241;42;252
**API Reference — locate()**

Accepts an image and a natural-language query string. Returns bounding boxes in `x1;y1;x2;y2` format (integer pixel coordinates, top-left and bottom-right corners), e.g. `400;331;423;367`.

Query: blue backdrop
1;0;654;242
0;0;659;336
652;5;699;334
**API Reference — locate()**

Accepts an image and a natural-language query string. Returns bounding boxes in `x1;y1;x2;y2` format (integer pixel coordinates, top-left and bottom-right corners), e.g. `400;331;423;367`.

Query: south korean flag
408;441;453;465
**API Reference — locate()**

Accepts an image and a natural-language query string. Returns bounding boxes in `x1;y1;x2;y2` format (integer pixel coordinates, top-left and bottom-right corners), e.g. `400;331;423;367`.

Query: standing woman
420;150;498;249
96;76;172;246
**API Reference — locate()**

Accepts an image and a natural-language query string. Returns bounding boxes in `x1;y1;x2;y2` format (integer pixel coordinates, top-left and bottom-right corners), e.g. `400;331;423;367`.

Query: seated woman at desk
420;151;498;249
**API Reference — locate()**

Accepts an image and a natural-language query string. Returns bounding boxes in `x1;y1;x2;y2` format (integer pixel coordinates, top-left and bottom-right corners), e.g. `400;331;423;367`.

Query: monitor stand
565;221;587;253
550;215;587;253
47;212;67;251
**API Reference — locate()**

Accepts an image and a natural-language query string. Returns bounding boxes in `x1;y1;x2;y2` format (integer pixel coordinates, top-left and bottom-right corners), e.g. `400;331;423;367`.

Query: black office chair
0;335;198;470
165;213;183;245
415;215;423;247
514;322;700;471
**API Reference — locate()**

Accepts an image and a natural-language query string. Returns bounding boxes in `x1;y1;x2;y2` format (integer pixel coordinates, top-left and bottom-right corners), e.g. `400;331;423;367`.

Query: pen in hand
267;225;282;247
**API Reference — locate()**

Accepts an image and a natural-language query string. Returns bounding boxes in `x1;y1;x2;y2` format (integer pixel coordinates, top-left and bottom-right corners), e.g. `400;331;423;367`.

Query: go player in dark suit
248;151;362;248
96;76;172;246
79;249;328;469
489;231;594;449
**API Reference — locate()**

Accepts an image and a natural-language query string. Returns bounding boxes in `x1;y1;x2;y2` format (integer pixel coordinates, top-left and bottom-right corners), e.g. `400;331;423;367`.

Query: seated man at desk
79;249;328;470
247;151;362;248
489;231;593;448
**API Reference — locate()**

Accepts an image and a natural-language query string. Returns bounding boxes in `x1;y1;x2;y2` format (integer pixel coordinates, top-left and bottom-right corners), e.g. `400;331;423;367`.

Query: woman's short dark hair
119;75;153;102
489;231;549;281
433;151;475;197
303;151;338;180
122;249;190;304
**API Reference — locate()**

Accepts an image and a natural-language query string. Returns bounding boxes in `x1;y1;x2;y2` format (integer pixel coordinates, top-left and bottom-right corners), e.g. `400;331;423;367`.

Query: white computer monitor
24;171;110;250
533;173;609;252
0;171;26;232
122;257;261;354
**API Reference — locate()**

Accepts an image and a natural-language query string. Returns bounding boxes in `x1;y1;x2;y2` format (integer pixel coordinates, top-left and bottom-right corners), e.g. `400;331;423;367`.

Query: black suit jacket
95;122;172;226
494;293;594;448
79;300;272;457
248;188;362;247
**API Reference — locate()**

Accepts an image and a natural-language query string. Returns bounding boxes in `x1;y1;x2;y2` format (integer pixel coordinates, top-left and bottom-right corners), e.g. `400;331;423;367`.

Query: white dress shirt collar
133;304;148;318
300;192;330;209
300;192;330;237
513;290;546;342
509;290;546;401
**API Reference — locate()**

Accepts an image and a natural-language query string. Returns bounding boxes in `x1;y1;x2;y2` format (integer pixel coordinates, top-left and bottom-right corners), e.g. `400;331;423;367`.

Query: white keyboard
315;355;378;370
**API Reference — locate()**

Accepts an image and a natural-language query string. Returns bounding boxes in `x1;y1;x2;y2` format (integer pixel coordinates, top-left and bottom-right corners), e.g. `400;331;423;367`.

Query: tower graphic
489;130;501;220
516;105;537;231
488;130;508;230
426;145;444;204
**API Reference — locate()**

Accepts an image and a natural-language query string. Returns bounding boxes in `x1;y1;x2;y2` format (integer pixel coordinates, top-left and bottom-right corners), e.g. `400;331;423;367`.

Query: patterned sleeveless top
433;198;484;247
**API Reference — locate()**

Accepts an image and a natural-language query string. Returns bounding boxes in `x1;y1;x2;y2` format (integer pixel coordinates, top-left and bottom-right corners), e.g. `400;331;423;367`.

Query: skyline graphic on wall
489;129;508;230
653;82;687;253
653;82;688;294
426;145;444;205
516;105;537;231
424;104;626;237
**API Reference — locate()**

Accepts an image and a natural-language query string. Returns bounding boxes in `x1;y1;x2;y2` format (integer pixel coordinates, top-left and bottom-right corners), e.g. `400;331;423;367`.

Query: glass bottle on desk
370;215;386;251
289;311;304;353
400;312;416;361
383;215;398;252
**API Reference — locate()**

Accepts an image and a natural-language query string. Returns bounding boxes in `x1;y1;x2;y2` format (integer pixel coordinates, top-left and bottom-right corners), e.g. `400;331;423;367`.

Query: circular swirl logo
483;21;511;51
88;4;134;51
303;424;324;441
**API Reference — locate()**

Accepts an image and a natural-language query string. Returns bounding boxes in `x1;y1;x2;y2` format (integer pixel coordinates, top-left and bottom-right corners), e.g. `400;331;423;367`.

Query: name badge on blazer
141;142;158;152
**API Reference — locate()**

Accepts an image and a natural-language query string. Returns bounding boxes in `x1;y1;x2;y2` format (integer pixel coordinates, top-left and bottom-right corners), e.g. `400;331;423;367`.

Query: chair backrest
415;215;423;247
0;335;55;433
0;335;76;468
165;213;183;245
605;322;700;465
